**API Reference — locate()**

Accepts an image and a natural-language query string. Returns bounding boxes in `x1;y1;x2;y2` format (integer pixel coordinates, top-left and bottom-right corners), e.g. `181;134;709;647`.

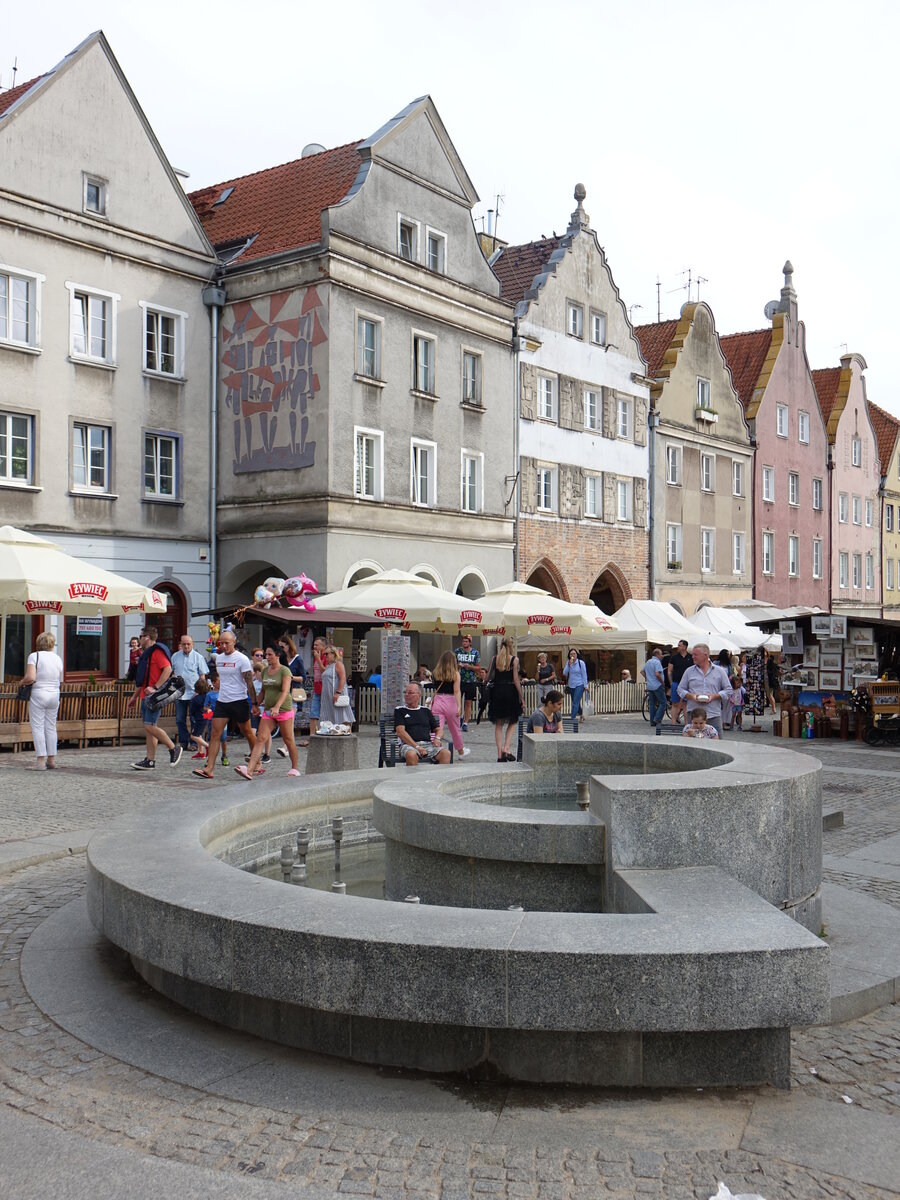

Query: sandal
192;768;215;780
287;768;300;777
234;765;253;780
298;739;309;747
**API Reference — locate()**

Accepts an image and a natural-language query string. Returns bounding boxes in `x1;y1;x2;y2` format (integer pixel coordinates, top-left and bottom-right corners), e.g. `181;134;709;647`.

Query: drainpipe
202;278;226;612
512;322;521;580
880;472;886;619
647;405;659;599
749;432;757;597
827;445;835;612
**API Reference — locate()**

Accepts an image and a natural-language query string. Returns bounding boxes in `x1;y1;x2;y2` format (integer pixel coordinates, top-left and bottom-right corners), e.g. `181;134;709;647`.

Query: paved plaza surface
0;715;898;1199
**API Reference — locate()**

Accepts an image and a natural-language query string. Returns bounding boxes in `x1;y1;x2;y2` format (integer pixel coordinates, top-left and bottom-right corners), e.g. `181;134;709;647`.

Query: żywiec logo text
24;600;62;613
375;607;406;620
459;610;483;624
68;582;109;601
549;625;572;636
526;614;553;625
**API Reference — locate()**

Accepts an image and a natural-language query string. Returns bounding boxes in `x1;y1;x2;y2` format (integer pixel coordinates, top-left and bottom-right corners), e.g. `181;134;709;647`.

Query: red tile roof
188;141;363;263
491;237;561;304
868;399;900;475
0;74;46;119
719;328;773;410
632;320;678;377
812;367;842;426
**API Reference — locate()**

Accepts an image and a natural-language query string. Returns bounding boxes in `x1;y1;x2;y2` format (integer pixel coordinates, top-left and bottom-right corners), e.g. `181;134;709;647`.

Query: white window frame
865;498;874;527
851;435;862;467
813;538;823;580
788;534;799;578
763;531;774;575
700;527;715;573
139;301;187;379
776;403;789;438
866;552;875;590
813;477;823;511
852;553;862;589
852;495;862;526
667;523;683;569
887;504;894;533
798;410;810;444
397;214;420;262
83;173;108;217
590;310;607;346
732;531;745;575
66;282;118;366
697;377;711;409
617;478;633;522
425;226;447;273
838;492;849;523
411;332;436;395
354;426;383;501
616;396;633;440
584;388;600;431
584;473;600;518
567;301;584;339
537;374;557;421
762;466;774;502
887;557;895;590
143;431;179;501
788;471;799;506
839;552;849;589
355;313;383;381
700;452;715;492
72;421;110;494
732;459;744;496
0;264;43;350
666;444;682;486
410;438;437;508
0;410;34;485
537;465;558;513
461;349;482;406
460;449;483;514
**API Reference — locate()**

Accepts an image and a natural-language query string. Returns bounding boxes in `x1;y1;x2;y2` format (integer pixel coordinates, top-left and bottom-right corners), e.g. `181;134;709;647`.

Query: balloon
263;576;285;596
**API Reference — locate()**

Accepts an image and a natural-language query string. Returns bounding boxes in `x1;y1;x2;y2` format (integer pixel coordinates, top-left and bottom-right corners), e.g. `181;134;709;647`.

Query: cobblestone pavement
0;724;898;1198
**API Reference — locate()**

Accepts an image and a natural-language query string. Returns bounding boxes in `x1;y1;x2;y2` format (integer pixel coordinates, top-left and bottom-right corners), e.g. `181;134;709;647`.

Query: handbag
291;686;307;703
334;691;351;708
17;651;37;701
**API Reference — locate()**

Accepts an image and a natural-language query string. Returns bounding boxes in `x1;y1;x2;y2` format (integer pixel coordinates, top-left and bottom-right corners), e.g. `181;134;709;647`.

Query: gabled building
813;354;881;617
719;263;830;610
491;186;650;612
868;401;900;620
0;33;218;677
189;97;515;605
635;303;752;615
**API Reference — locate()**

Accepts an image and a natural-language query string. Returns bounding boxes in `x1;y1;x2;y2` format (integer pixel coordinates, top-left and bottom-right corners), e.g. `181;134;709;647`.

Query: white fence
352;680;646;725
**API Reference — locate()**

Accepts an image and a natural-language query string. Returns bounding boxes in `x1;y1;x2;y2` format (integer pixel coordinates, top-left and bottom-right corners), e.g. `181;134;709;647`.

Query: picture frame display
854;644;878;662
811;615;833;637
820;653;842;671
830;616;848;638
849;626;874;646
843;668;855;692
779;620;797;635
802;645;820;668
821;639;844;654
783;629;804;654
819;671;842;691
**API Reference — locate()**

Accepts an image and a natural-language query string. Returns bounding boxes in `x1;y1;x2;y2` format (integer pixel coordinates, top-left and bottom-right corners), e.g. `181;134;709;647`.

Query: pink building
720;263;830;609
812;355;881;618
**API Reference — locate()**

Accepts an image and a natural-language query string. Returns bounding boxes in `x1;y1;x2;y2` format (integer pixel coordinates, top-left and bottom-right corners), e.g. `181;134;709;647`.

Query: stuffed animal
254;584;277;606
206;621;220;652
282;574;318;611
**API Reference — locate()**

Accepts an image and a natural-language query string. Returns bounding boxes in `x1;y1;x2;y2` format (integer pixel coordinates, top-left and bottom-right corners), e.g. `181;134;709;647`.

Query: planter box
694;407;718;422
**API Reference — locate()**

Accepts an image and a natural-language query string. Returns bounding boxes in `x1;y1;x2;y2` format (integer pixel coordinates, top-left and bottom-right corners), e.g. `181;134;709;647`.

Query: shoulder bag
17;651;37;702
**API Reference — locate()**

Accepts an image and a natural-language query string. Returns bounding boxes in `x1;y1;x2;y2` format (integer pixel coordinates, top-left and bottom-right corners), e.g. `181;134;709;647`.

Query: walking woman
20;631;64;770
236;645;300;779
431;650;470;759
488;636;523;761
563;648;588;722
320;645;355;725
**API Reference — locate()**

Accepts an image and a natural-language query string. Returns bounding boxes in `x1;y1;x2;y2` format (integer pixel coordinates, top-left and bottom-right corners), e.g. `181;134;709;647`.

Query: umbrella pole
0;603;6;683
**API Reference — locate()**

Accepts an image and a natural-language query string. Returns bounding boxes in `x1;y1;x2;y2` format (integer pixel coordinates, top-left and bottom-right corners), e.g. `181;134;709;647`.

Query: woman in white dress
19;631;65;770
320;645;355;726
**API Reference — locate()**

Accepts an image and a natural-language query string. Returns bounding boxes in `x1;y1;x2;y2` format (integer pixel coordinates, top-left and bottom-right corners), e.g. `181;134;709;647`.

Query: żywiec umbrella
468;582;618;639
0;525;167;680
309;569;479;631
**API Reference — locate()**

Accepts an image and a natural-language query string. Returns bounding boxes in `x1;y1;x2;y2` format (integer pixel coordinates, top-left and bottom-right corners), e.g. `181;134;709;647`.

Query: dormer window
398;216;419;262
83;174;108;217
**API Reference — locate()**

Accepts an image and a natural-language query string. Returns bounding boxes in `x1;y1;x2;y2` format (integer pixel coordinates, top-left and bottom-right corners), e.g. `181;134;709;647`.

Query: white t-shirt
27;651;64;689
214;651;252;703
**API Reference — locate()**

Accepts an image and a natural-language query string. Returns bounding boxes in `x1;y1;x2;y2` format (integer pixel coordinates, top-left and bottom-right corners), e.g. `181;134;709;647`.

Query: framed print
802;645;820;667
855;645;878;661
820;653;842;670
821;639;843;654
843;668;855;691
811;615;832;637
830;616;848;638
819;671;842;691
850;626;874;645
779;620;797;635
783;629;804;654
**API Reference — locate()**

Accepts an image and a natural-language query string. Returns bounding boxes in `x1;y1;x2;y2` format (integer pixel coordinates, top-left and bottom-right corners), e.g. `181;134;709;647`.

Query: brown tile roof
491;237;561;304
812;367;842;426
0;74;46;119
632;320;678;377
188;141;363;263
868;399;900;475
719;328;773;410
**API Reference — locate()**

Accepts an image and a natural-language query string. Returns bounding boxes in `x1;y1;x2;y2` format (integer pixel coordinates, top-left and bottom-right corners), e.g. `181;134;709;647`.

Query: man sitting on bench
394;682;452;766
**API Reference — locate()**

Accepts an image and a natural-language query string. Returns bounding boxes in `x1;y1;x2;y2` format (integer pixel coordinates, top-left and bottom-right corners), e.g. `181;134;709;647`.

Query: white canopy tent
611;599;742;656
689;606;782;652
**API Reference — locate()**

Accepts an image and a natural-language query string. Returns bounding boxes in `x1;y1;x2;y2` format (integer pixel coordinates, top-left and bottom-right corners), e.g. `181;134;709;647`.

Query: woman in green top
236;646;300;779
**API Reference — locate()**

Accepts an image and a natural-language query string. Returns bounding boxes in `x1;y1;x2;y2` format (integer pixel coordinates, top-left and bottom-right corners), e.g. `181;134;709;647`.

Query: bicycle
641;691;672;722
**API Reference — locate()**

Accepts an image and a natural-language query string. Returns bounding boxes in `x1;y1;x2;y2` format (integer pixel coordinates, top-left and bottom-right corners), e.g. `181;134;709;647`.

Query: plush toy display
206;621;221;652
252;573;318;612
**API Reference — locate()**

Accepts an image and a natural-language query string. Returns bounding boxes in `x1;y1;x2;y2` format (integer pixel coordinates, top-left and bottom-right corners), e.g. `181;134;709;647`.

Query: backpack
134;642;171;688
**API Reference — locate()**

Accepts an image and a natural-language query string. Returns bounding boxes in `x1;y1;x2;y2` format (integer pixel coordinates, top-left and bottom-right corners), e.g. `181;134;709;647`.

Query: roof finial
568;182;590;233
783;259;794;289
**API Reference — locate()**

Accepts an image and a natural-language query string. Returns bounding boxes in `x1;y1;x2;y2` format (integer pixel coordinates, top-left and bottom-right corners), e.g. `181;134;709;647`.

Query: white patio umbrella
690;606;781;652
470;582;618;638
0;525;167;680
308;569;477;631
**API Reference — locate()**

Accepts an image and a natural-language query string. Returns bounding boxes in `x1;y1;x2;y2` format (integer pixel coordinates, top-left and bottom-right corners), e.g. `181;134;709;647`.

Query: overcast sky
4;1;898;416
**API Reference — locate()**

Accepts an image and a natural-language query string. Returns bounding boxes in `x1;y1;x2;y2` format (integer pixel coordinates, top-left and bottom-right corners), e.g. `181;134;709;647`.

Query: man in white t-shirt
192;629;257;779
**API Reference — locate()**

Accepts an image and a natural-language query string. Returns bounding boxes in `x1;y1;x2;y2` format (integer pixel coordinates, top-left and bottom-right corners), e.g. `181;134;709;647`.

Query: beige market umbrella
0;525;167;680
468;582;618;638
309;569;478;631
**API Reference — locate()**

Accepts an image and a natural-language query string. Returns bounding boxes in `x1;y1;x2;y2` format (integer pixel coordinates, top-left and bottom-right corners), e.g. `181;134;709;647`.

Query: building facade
491;186;650;612
0;34;217;677
635;303;753;614
869;402;900;620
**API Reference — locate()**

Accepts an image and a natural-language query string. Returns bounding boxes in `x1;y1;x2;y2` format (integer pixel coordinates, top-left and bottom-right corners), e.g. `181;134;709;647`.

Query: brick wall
519;516;649;607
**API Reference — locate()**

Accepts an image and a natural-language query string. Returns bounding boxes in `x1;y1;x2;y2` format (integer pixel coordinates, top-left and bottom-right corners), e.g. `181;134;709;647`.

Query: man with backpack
126;626;183;769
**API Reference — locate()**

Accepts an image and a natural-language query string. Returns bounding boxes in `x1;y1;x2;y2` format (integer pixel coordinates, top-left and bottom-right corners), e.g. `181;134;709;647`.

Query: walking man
678;643;733;737
642;647;668;727
192;629;257;779
667;638;692;724
454;634;483;730
172;633;207;753
126;626;182;769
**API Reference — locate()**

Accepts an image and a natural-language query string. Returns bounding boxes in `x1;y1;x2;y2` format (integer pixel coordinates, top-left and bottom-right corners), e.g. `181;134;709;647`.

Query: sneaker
169;745;183;766
460;747;472;758
191;750;207;759
132;758;155;770
277;745;289;758
261;753;271;765
461;722;468;732
221;755;229;767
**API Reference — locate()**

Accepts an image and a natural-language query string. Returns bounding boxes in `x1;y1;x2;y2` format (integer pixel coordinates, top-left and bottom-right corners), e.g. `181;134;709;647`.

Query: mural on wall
221;288;326;474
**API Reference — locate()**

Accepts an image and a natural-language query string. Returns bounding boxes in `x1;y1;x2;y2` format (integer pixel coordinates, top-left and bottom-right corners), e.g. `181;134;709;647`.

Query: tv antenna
0;57;18;92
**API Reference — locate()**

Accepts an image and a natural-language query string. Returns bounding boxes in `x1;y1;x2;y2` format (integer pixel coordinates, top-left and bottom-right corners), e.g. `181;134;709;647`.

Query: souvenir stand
744;648;766;732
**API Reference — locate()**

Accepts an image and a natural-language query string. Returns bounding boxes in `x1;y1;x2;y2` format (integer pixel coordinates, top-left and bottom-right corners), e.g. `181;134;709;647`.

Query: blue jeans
175;698;191;748
648;687;667;725
569;684;586;718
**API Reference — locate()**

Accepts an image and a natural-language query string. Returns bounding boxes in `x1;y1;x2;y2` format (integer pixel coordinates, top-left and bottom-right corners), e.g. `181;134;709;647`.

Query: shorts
671;680;685;702
310;692;321;719
398;740;443;762
141;698;161;725
460;680;478;701
212;698;251;725
262;707;294;723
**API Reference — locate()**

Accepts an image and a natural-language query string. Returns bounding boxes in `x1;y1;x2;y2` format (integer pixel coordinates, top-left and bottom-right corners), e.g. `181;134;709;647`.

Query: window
733;532;745;574
0;265;41;348
813;538;823;579
865;498;874;527
72;423;109;492
617;479;633;521
888;558;895;590
852;553;862;589
866;553;874;590
584;474;599;517
0;411;33;484
839;552;848;589
461;451;483;513
142;304;185;377
537;375;557;421
813;477;823;510
398;216;418;261
83;174;108;216
762;466;774;502
798;410;810;444
887;504;894;532
897;452;900;479
732;460;744;496
776;403;788;437
144;432;178;499
788;471;799;506
838;493;848;523
356;316;382;380
851;435;861;466
700;452;715;491
763;531;774;575
788;535;799;577
852;495;862;525
584;389;600;430
700;527;715;572
537;465;558;512
666;444;682;485
68;283;117;364
567;302;584;339
412;334;435;394
410;439;437;507
462;351;482;405
697;378;711;409
425;228;446;273
354;427;383;500
590;310;607;346
667;523;683;569
616;396;632;439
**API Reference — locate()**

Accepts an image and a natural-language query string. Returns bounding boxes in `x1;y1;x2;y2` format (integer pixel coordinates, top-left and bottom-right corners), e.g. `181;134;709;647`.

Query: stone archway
589;563;631;615
525;557;569;601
